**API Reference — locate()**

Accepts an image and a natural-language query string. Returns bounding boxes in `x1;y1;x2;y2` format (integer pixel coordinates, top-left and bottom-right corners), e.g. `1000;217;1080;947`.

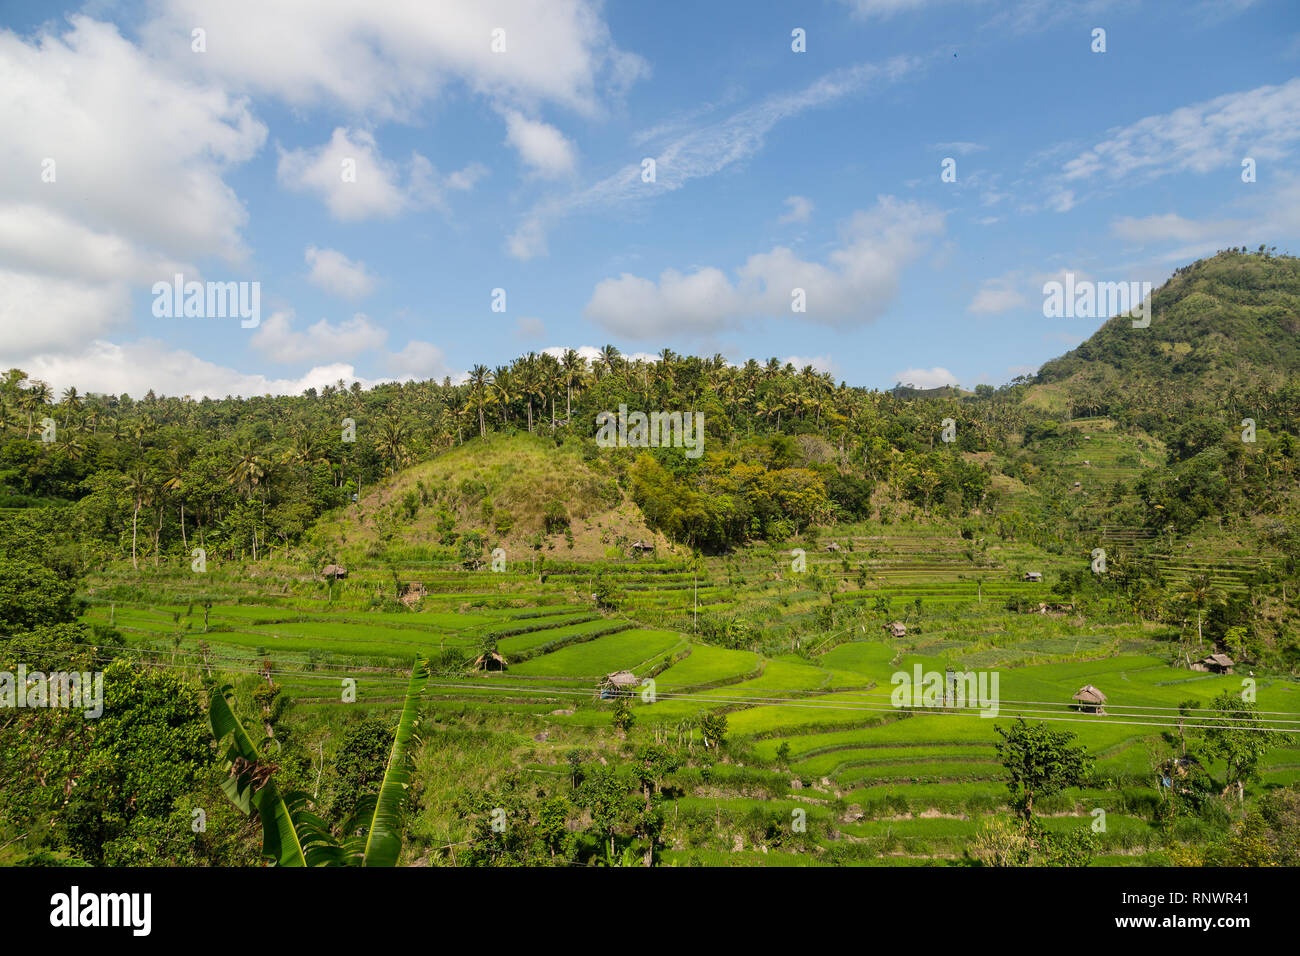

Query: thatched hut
1023;571;1043;583
1071;684;1107;714
628;540;655;555
597;670;640;699
825;541;842;552
884;621;907;638
472;650;508;672
322;564;348;580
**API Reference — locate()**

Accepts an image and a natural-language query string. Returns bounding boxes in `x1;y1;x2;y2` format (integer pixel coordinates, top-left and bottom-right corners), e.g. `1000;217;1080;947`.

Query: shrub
543;500;570;535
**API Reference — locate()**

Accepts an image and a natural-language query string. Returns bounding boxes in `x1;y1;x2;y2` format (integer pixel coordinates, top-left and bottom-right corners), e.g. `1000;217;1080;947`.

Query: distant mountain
1037;249;1300;396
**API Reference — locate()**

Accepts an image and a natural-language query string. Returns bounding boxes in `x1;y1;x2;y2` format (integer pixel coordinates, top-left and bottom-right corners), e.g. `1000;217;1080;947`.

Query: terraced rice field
79;518;1300;865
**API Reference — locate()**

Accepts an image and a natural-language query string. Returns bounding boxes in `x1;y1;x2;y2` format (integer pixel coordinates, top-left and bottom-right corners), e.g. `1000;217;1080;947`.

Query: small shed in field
598;670;640;699
1071;684;1107;714
825;541;842;552
472;650;508;672
1193;653;1235;674
628;540;655;555
884;621;907;638
1023;571;1043;583
322;564;348;580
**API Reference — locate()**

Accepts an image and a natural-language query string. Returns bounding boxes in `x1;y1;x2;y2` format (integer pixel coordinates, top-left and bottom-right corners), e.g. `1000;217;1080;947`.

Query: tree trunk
131;505;139;570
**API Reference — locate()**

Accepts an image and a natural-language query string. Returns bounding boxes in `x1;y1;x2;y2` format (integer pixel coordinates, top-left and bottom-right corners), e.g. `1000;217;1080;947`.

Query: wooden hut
1023;571;1043;583
825;541;842;552
1071;684;1107;714
1193;653;1234;674
597;670;640;699
628;540;655;555
321;564;348;580
884;621;907;638
471;650;508;672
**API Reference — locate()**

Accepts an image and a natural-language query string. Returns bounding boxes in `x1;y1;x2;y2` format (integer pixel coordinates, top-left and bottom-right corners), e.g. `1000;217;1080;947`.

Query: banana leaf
209;684;317;866
354;657;428;867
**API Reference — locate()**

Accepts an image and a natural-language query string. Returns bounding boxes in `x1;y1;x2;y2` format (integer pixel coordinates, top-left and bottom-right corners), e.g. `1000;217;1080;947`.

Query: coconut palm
1180;571;1219;650
123;467;152;570
162;446;190;550
467;364;493;438
560;348;586;421
19;380;51;438
375;418;411;475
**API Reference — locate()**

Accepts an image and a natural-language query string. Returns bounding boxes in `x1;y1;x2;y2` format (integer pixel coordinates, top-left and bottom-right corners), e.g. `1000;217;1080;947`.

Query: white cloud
0;269;130;357
1062;78;1300;183
0;16;265;356
968;276;1028;314
385;340;463;383
1105;176;1300;262
931;141;987;155
503;110;577;178
506;216;549;260
445;162;490;191
142;0;648;121
838;0;949;17
277;128;450;221
584;196;945;338
305;246;376;300
509;53;926;258
778;195;814;224
892;366;958;388
250;310;388;363
1110;212;1234;244
20;339;377;399
1046;188;1076;213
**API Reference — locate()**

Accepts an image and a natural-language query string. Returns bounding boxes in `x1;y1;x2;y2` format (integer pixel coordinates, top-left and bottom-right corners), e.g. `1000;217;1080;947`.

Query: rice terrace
1;0;1298;929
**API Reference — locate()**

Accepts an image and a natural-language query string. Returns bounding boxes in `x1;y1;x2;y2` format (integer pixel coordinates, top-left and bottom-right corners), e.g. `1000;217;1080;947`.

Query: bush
543;500;569;535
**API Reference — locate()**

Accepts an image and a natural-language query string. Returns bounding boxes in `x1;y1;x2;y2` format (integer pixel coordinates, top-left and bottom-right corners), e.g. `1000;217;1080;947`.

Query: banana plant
208;657;428;867
343;656;428;866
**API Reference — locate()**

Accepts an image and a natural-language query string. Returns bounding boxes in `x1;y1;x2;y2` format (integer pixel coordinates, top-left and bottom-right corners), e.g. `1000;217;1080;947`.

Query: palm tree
59;435;86;461
227;443;268;560
1180;572;1219;650
467;364;493;439
488;366;514;426
516;354;539;432
541;355;565;427
123;467;151;570
597;344;621;378
162;446;189;550
375;418;411;475
283;431;325;468
19;380;51;438
59;386;82;428
560;348;585;421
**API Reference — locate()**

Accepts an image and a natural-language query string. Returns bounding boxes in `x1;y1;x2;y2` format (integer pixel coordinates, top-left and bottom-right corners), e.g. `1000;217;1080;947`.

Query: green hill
1038;249;1300;401
308;432;671;564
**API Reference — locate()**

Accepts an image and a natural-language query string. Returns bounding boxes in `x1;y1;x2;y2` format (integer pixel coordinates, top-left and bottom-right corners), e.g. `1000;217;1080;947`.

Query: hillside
307;432;672;564
1037;249;1300;400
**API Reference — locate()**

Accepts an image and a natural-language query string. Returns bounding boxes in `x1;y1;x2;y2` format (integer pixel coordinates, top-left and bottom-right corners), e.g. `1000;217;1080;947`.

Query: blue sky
1;0;1297;397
